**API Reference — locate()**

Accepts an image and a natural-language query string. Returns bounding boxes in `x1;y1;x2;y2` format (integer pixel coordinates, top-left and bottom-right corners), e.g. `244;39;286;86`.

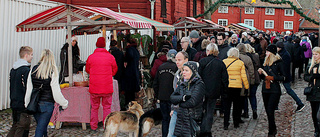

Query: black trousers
7;110;31;137
311;102;320;133
224;88;242;126
262;93;281;134
200;97;216;134
124;90;136;107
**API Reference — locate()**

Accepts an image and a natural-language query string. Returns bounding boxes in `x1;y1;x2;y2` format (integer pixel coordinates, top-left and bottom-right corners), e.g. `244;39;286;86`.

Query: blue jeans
167;110;177;137
283;82;303;106
160;101;171;137
33;101;54;137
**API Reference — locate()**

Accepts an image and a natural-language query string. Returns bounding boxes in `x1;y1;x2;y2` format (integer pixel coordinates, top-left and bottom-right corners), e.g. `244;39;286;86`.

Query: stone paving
0;78;314;137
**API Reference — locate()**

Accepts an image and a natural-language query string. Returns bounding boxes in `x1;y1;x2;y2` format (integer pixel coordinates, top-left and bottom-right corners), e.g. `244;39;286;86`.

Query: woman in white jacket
25;49;68;137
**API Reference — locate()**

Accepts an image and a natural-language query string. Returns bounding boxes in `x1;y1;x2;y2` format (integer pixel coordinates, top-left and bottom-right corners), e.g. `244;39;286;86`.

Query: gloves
265;76;274;89
265;76;274;81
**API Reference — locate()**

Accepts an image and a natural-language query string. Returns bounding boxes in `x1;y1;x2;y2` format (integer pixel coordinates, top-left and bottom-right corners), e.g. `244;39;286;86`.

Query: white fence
0;0;102;110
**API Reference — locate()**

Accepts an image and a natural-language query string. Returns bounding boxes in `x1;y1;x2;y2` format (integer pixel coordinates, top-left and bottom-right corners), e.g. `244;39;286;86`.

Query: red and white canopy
16;4;152;32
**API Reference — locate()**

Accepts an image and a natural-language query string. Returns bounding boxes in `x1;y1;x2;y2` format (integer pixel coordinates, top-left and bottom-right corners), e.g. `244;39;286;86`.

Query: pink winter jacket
86;48;118;94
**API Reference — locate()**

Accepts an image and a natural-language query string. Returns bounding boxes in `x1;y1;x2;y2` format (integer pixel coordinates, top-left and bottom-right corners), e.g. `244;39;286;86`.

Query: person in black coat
258;44;285;137
170;61;205;137
181;37;197;61
304;47;320;137
153;49;178;137
292;38;305;80
249;36;262;59
217;32;231;60
284;37;295;61
7;46;33;137
123;39;141;106
198;43;229;137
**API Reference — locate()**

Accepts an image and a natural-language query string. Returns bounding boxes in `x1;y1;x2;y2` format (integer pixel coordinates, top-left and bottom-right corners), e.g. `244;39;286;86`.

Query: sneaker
296;104;305;112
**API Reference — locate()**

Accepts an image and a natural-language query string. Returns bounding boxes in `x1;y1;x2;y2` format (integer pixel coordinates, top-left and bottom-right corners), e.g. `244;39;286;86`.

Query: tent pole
67;5;73;86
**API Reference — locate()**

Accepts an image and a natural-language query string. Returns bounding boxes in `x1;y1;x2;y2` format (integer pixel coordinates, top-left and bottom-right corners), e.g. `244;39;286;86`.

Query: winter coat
260;60;285;94
259;38;268;60
123;46;141;92
278;49;292;83
248;53;261;84
300;41;312;58
304;64;320;102
218;43;231;60
284;41;295;61
151;54;167;78
60;43;81;77
223;57;249;89
153;60;178;101
238;44;255;85
25;65;68;109
9;59;31;111
229;42;239;47
109;47;124;86
86;48;118;94
251;43;262;56
192;37;204;52
185;45;197;61
170;75;205;137
193;50;207;62
198;55;229;99
292;43;304;66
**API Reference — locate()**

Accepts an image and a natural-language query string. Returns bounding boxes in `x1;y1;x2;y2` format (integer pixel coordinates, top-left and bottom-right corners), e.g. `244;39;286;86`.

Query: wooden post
113;30;117;41
67;5;73;86
102;17;107;41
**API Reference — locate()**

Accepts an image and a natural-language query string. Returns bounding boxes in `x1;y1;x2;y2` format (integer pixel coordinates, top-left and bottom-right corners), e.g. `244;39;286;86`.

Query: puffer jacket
86;48;118;94
223;57;249;89
304;64;320;102
260;60;285;94
170;75;205;137
300;41;312;58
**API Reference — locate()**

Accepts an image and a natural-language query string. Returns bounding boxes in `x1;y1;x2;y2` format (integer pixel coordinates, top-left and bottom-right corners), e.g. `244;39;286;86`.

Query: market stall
201;19;229;31
227;23;250;31
173;17;208;36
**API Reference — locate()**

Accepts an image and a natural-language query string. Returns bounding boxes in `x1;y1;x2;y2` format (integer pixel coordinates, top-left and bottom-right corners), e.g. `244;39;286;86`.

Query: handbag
304;84;313;95
26;84;43;113
279;82;287;95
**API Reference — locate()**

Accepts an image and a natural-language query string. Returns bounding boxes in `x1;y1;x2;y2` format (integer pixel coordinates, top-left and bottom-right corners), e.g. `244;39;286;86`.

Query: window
285;9;294;16
284;21;293;29
265;8;275;15
245;7;254;14
218;6;228;13
161;0;167;17
244;19;254;27
265;20;274;29
218;19;228;26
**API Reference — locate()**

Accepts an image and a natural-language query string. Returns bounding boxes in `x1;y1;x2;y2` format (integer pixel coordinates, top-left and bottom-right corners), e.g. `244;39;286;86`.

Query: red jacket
86;48;118;94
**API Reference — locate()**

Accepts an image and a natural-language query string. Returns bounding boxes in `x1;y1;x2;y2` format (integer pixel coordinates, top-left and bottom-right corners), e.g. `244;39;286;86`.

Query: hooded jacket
10;59;31;110
86;48;118;94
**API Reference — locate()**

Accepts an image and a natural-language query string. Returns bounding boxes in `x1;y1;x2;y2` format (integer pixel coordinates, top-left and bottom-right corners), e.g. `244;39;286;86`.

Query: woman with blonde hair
25;49;68;137
304;47;320;137
258;44;285;137
222;47;249;130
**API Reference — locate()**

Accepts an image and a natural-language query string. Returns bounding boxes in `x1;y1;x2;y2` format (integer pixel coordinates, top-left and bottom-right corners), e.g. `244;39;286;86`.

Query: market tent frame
237;23;257;31
173;17;208;34
16;4;152;85
201;19;229;31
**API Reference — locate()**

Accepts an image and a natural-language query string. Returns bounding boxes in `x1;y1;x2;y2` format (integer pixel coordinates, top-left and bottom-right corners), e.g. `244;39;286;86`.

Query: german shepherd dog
103;101;144;137
138;108;163;137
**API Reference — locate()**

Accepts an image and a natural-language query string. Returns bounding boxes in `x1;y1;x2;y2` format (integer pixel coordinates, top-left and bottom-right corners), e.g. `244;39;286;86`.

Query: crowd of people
6;29;320;137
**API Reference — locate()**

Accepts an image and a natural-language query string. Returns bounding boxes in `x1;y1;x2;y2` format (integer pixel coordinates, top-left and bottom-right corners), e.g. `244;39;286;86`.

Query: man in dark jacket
189;30;203;52
181;37;197;61
198;43;229;137
217;32;231;60
276;42;305;112
153;49;178;137
284;37;295;61
8;46;33;137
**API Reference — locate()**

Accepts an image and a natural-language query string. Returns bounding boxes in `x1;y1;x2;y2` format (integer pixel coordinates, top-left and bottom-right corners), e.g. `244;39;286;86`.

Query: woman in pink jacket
86;37;118;130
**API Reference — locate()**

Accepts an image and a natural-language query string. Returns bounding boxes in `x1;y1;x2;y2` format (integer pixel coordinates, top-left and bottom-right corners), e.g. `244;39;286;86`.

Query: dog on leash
138;108;163;137
103;101;144;137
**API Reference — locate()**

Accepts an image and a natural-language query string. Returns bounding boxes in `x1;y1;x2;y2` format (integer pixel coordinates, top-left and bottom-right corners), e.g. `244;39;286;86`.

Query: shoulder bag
304;84;313;95
26;84;43;113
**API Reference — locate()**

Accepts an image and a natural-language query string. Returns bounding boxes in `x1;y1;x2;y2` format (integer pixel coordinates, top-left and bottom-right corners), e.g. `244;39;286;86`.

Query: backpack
302;43;308;51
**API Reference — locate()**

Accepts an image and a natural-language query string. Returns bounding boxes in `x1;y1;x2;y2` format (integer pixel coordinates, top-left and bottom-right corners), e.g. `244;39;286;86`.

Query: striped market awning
16;4;152;32
120;13;175;32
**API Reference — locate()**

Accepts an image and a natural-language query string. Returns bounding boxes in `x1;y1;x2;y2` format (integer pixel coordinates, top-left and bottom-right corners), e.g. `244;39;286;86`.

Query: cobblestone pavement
0;78;314;137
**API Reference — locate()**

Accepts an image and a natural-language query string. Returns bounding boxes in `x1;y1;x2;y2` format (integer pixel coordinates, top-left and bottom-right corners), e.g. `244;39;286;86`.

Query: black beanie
183;61;199;75
266;44;277;55
276;42;284;49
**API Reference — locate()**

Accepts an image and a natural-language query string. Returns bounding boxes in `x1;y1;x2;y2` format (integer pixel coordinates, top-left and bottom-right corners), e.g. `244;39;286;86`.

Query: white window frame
284;9;294;16
244;19;254;27
265;8;275;15
218;6;228;13
284;21;293;30
264;20;274;29
245;7;254;14
218;19;228;26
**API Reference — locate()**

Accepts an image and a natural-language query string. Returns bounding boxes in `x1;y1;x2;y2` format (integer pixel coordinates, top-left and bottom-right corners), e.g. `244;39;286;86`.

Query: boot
253;110;258;119
241;112;249;118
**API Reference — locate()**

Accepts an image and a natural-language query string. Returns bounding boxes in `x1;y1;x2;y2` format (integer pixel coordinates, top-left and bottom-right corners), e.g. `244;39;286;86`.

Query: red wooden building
48;0;204;25
211;0;302;32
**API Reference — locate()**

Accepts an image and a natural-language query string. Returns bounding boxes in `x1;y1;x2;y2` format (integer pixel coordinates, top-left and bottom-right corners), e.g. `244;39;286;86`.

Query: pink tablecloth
50;80;120;124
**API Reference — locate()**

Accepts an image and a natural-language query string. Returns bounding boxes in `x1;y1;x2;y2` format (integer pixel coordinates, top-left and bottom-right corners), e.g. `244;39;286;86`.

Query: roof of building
299;8;319;30
215;0;302;9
